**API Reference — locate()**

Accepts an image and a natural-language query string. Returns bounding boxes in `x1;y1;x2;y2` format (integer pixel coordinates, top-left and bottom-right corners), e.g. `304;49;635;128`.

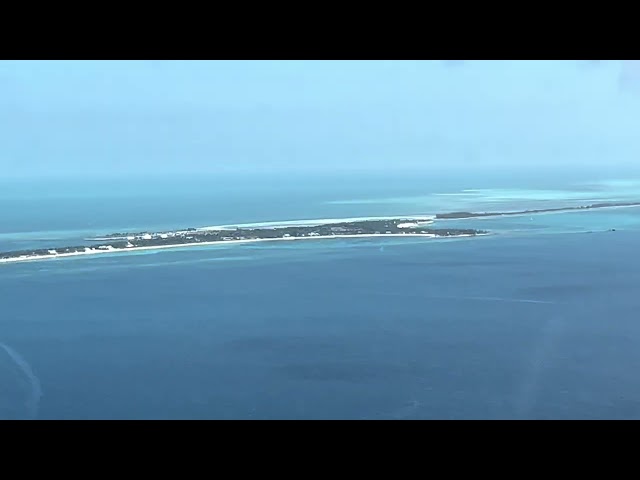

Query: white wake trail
426;295;557;305
0;343;43;420
359;400;423;420
462;296;557;305
389;400;422;420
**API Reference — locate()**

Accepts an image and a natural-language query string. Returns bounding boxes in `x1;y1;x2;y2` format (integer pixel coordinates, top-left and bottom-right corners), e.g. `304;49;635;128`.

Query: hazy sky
1;60;639;178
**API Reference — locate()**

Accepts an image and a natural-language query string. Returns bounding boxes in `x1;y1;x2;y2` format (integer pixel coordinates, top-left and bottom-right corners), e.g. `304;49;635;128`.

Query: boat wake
360;400;423;420
426;295;557;305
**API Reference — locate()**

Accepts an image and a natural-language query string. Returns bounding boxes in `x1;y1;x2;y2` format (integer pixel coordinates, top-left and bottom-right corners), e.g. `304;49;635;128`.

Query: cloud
619;60;640;92
441;60;465;67
577;60;640;92
575;60;605;69
442;60;640;94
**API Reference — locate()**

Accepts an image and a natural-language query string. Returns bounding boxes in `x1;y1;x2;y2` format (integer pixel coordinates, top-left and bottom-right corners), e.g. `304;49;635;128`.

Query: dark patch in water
225;336;343;355
277;361;426;383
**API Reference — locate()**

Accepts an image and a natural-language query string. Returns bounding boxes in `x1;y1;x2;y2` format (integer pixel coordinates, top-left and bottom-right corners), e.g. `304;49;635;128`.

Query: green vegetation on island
0;218;486;262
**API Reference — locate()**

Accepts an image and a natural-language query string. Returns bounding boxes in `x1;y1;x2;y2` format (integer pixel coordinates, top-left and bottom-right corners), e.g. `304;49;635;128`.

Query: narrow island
434;201;640;219
1;200;637;265
0;218;487;264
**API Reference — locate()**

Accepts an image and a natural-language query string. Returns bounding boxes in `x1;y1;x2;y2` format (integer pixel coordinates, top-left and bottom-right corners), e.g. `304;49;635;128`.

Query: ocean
2;168;640;419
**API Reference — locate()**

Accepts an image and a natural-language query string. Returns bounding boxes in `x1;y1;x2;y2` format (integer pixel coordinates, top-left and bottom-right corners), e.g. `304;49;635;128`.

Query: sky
1;60;639;179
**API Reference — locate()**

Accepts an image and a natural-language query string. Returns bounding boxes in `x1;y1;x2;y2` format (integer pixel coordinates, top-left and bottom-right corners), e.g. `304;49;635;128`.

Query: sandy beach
0;232;484;265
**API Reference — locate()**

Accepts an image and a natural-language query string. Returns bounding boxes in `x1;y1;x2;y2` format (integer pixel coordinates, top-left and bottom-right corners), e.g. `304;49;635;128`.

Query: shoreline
0;233;489;265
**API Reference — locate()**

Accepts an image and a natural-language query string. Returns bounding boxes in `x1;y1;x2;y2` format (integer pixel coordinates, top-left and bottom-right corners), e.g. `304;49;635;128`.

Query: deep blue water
2;170;640;419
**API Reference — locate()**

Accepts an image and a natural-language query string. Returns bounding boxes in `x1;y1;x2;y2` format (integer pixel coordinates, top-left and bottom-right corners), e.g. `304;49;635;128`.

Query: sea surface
2;167;640;419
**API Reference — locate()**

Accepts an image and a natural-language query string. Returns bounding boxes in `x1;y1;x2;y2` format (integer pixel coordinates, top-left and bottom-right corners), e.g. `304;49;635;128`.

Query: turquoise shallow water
3;169;640;419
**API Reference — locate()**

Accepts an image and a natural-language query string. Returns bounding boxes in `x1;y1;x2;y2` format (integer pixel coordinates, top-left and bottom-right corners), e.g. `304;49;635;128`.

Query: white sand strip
198;215;437;231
